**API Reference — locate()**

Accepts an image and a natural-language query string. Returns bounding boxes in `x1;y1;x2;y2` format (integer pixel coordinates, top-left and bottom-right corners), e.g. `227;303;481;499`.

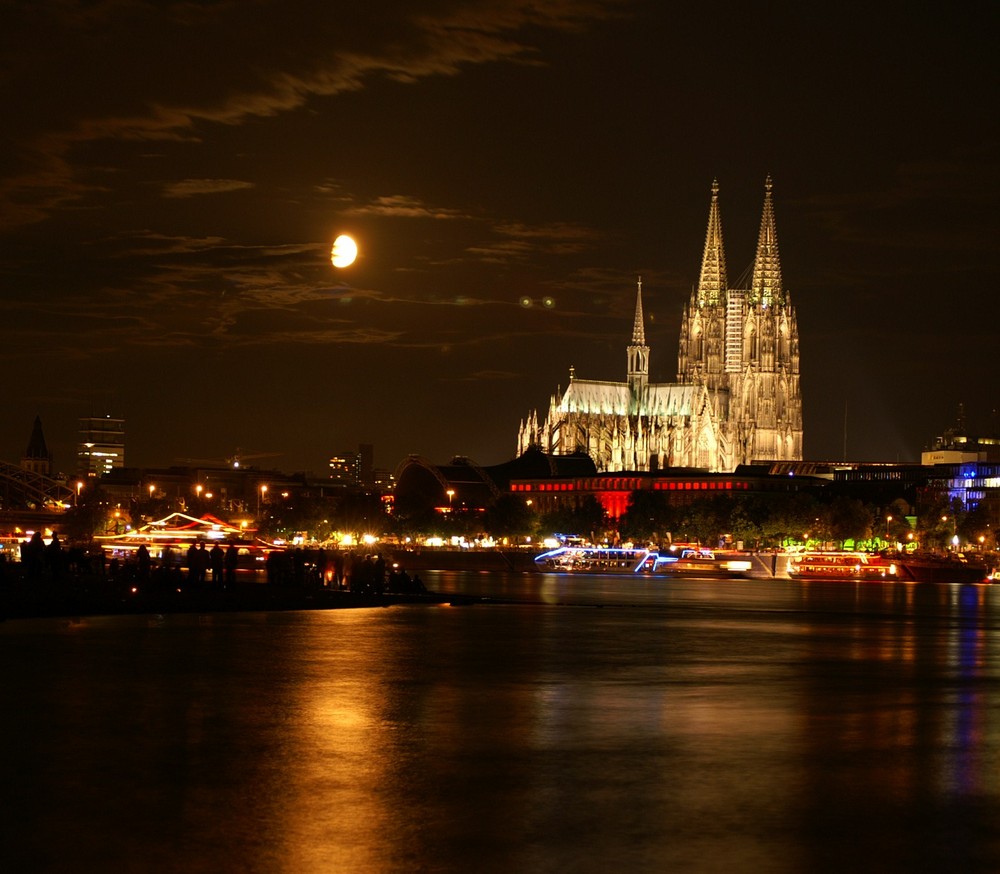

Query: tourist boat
533;545;751;578
787;550;993;584
642;547;753;578
887;551;991;584
534;546;653;574
786;551;899;581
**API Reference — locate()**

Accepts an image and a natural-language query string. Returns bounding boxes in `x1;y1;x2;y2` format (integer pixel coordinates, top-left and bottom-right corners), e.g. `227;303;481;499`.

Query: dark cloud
163;179;256;199
345;195;470;220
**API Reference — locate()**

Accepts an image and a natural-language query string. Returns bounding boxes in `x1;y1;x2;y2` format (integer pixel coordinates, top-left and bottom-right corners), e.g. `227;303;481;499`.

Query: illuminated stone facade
517;178;803;473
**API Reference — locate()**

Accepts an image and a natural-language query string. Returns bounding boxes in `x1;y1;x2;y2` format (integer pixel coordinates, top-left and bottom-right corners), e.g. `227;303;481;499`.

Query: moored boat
642;547;752;578
533;545;750;578
887;551;991;584
786;550;993;584
786;551;898;582
533;546;652;574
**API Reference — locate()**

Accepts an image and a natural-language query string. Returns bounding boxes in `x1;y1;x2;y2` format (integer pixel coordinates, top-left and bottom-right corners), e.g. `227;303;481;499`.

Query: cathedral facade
517;178;803;473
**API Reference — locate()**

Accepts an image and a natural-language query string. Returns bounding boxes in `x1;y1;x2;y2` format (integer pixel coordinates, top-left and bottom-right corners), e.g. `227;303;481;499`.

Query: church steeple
697;179;727;306
631;275;646;345
21;415;52;476
627;276;649;396
750;176;783;307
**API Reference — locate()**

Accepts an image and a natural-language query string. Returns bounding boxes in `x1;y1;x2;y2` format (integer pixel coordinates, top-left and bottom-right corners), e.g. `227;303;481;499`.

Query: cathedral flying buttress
517;178;803;473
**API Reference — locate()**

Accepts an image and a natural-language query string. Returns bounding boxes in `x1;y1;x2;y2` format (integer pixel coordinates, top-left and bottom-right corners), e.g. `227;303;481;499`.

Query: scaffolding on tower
725;289;745;372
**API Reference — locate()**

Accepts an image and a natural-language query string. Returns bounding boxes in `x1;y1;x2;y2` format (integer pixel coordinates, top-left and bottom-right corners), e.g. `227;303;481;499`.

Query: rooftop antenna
843;397;848;461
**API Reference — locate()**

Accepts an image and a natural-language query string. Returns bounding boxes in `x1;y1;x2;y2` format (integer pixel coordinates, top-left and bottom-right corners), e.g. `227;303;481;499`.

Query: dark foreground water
3;572;1000;873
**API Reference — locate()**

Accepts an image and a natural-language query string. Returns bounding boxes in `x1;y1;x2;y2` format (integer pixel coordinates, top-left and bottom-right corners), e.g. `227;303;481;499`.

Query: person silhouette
137;544;151;581
224;544;239;588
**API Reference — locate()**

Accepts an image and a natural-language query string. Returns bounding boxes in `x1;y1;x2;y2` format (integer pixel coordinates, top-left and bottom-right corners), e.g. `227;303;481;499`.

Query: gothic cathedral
517;178;803;472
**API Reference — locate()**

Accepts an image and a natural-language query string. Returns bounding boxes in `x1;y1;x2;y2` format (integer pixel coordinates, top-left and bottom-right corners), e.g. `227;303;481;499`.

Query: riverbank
0;579;488;621
390;548;539;573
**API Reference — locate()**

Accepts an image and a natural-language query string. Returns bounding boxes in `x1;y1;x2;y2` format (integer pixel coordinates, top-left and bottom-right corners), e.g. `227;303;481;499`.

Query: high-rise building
78;414;125;477
328;443;376;488
329;451;361;487
358;443;375;487
518;178;803;472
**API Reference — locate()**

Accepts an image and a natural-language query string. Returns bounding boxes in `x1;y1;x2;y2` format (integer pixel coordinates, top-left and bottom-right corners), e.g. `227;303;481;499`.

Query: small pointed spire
627;278;649;394
25;415;50;459
751;175;783;306
697;178;727;306
631;276;645;345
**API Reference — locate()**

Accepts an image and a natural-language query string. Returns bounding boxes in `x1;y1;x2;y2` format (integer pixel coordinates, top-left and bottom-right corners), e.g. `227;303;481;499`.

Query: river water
3;571;1000;873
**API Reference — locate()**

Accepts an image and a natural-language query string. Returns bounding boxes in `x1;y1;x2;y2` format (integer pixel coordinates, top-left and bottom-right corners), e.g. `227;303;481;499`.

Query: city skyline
1;1;996;475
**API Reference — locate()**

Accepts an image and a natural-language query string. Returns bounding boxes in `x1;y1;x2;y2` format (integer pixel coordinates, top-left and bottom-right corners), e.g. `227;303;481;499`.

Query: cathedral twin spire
750;176;783;306
696;176;784;308
697;179;728;305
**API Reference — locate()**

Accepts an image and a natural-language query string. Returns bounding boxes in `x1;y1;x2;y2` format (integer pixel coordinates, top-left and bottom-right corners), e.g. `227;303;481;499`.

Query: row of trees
425;491;886;550
402;488;994;552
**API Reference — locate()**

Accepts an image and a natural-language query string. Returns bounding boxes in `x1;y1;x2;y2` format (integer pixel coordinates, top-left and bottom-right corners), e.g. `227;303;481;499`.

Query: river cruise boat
786;551;898;581
787;550;992;584
534;545;751;578
888;551;992;584
644;547;752;578
534;546;652;574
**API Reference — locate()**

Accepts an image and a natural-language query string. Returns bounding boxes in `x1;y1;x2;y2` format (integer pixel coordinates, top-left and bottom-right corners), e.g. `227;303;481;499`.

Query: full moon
331;234;358;268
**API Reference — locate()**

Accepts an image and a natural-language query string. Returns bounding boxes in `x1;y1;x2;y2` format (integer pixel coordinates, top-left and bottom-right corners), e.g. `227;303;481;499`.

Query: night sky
2;0;996;476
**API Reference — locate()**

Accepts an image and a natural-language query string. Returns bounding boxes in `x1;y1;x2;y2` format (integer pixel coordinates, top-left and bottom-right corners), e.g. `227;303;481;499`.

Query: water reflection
3;576;1000;871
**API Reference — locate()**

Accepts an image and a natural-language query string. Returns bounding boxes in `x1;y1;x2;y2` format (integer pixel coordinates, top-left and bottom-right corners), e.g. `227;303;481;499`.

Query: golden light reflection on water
258;613;404;872
7;580;1000;871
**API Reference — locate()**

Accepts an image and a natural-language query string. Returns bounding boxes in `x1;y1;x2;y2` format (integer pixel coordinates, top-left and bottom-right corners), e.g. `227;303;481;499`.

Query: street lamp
258;484;268;515
446;489;455;509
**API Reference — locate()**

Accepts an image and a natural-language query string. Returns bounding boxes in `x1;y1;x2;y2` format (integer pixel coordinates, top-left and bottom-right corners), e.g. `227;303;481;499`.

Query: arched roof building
394;448;596;514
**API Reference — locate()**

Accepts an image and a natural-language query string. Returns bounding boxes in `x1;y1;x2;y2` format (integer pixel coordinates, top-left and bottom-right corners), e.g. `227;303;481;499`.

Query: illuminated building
920;415;1000;536
78;414;125;477
510;464;824;522
329;452;361;488
920;410;1000;465
518;178;803;472
329;443;377;489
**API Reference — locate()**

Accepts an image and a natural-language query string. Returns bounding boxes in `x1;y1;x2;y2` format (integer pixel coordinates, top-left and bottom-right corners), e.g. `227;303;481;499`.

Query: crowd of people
1;534;427;599
263;547;425;594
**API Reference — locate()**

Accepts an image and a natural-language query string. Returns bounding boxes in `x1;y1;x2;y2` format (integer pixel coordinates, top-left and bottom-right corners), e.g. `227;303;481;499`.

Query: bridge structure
0;461;76;531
